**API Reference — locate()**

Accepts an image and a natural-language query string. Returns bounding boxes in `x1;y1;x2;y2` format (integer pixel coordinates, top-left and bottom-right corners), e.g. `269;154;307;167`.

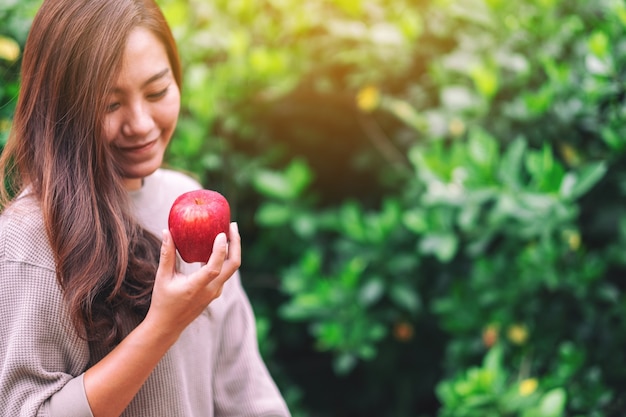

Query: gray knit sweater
0;169;290;417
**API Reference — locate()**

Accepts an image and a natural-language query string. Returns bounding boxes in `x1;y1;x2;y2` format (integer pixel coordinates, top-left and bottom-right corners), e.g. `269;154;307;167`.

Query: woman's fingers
156;229;176;281
197;222;241;295
151;224;241;321
227;222;242;264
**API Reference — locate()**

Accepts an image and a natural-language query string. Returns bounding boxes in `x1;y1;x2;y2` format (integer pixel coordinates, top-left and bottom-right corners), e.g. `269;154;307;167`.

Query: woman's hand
146;222;242;339
84;222;241;417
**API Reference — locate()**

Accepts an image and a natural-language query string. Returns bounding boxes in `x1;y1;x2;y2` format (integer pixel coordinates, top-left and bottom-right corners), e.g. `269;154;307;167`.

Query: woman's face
104;27;181;191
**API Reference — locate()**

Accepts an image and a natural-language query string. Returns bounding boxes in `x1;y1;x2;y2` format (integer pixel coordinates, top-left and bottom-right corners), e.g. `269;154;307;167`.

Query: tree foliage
2;0;626;416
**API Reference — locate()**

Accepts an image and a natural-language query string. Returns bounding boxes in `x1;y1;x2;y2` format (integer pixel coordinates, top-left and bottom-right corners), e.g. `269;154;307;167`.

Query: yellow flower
356;85;380;112
564;230;581;251
0;119;11;134
559;143;581;167
0;36;20;62
507;324;528;345
449;118;466;137
519;378;538;396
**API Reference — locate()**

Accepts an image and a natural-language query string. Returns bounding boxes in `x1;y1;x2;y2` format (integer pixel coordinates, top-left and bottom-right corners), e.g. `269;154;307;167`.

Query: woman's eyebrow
111;68;171;93
142;68;170;88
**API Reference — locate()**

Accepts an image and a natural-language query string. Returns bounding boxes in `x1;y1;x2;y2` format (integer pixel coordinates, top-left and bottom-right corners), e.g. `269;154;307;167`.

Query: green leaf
382;97;427;132
537;388;567;417
526;144;565;192
441;85;476;111
359;278;385;306
483;344;503;374
340;202;366;241
600;126;625;151
559;162;607;200
470;62;499;98
255;202;292;226
389;285;421;314
419;233;458;262
468;128;498;170
357;343;377;360
333;352;358;375
588;30;609;58
253;159;312;200
403;209;428;234
340;257;367;288
285;159;313;195
253;170;294;199
498;137;527;189
292;212;316;238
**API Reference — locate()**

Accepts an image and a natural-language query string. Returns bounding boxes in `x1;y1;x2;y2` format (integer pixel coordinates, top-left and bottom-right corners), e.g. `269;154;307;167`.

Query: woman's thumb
157;229;176;277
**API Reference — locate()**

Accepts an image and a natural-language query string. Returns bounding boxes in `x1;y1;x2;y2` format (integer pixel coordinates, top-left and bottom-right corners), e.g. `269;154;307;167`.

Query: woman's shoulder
0;194;55;270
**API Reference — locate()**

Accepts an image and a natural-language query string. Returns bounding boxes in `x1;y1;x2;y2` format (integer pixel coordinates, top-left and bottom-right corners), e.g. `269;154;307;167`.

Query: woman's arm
83;224;241;417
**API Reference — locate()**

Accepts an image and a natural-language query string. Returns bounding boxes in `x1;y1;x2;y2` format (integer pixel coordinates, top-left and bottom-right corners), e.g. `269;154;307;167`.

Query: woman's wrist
139;310;182;348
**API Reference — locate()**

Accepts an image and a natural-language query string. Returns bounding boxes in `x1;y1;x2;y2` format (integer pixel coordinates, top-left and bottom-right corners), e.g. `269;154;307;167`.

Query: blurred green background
3;0;626;415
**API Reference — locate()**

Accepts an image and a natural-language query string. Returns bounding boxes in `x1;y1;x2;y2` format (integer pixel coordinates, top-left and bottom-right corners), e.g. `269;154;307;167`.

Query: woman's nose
122;103;155;137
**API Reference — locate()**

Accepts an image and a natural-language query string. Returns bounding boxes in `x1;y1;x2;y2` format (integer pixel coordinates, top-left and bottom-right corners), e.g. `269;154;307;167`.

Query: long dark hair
0;0;182;346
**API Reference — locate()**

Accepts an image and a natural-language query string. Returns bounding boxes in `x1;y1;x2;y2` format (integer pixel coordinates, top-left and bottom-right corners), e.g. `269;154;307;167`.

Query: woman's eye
106;102;120;113
148;87;169;100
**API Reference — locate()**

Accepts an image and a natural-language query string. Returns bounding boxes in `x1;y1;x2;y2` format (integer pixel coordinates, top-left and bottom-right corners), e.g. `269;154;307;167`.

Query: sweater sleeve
212;272;291;417
0;204;93;417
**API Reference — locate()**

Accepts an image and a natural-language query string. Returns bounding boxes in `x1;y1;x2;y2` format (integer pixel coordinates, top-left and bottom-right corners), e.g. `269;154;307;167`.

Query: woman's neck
123;177;144;191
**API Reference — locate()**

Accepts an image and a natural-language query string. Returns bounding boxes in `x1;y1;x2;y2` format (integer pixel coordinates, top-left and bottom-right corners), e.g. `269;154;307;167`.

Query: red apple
168;189;231;263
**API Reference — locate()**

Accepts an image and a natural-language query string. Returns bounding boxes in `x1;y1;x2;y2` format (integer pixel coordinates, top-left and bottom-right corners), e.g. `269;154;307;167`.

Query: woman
0;1;290;416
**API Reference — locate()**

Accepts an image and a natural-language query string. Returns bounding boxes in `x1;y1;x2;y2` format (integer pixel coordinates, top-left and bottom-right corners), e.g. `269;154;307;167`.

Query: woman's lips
119;139;157;153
